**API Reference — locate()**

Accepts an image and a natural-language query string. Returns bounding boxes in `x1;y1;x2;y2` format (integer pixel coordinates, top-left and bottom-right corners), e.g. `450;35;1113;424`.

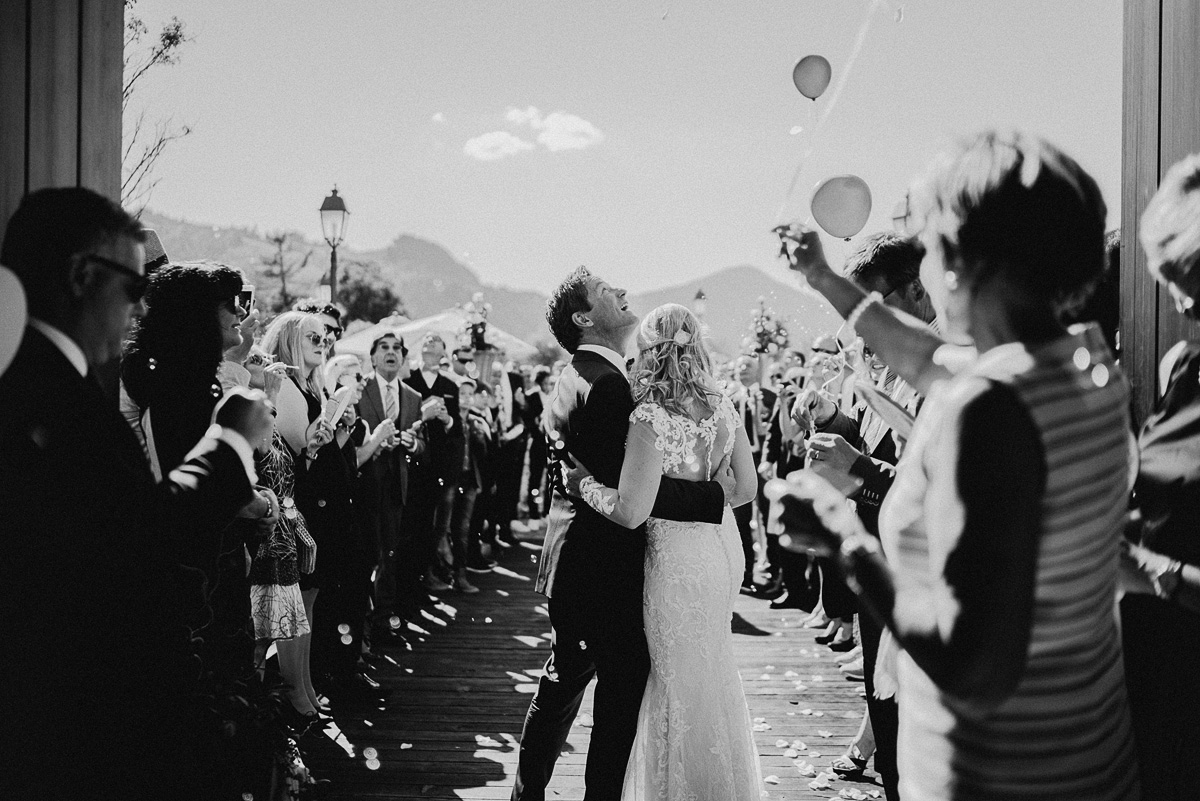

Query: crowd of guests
3;132;1200;801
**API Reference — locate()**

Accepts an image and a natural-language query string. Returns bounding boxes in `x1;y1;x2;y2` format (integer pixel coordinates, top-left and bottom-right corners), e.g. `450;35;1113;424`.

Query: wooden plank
26;0;79;192
306;525;877;801
0;0;28;233
78;0;122;200
1156;0;1200;359
1120;0;1162;424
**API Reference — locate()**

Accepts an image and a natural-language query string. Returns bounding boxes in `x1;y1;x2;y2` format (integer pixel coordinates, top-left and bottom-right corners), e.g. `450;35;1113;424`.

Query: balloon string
773;0;884;224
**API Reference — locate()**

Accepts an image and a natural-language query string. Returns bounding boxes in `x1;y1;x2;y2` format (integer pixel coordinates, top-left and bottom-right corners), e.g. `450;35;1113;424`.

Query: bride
566;302;763;801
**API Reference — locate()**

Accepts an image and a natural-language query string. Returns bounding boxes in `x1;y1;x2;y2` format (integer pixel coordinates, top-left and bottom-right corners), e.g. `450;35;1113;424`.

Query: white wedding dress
582;396;763;801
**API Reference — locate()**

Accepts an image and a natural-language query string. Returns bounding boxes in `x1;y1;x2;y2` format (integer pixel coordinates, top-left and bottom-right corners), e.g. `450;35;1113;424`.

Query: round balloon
811;175;872;239
0;264;27;377
792;55;832;100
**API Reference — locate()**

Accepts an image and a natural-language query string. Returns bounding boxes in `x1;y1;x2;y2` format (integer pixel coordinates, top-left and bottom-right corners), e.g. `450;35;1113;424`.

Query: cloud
504;106;605;152
535;112;604;152
506;106;542;127
463;131;534;161
431;112;446;124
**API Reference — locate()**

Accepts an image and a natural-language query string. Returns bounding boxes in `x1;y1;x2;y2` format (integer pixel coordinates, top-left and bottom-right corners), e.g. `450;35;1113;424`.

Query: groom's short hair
546;266;592;353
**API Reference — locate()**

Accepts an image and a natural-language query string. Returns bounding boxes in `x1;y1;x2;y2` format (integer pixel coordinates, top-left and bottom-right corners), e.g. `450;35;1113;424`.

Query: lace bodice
630;396;738;481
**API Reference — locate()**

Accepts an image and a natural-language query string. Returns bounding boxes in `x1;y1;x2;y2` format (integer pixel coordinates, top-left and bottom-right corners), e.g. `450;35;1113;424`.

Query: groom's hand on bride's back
714;454;737;503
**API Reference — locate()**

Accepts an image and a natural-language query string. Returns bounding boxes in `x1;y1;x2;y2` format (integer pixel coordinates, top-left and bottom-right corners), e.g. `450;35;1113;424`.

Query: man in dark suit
357;332;426;633
0;187;275;800
490;359;528;546
511;267;737;801
730;354;779;594
404;332;465;592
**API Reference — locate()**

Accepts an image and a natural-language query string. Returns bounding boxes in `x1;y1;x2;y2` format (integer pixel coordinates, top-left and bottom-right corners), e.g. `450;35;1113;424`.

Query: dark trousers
859;609;900;800
526;436;548;516
819;558;858;619
512;588;650;801
449;485;479;568
494;436;527;533
404;482;458;577
313;568;366;679
781;550;820;611
1121;593;1200;800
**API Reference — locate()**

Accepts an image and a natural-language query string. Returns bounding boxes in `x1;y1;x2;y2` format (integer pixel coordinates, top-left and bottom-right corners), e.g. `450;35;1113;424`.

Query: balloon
792;55;832;100
811;175;872;239
0;264;27;377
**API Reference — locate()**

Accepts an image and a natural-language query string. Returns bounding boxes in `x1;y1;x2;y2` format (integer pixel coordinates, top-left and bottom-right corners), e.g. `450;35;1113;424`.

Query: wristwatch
1151;557;1184;601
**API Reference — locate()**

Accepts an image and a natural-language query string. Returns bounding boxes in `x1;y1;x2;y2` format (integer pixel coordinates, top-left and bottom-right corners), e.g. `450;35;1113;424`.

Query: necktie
385;382;398;421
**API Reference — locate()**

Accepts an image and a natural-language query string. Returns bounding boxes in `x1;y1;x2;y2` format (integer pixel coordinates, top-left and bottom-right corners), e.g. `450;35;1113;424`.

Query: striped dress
878;324;1139;801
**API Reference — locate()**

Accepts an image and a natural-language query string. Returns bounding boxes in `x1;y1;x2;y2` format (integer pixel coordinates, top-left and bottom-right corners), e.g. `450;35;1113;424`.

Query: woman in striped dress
774;131;1139;800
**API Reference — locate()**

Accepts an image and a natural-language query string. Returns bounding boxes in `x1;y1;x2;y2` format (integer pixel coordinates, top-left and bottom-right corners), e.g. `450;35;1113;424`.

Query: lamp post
890;190;910;234
319;187;349;301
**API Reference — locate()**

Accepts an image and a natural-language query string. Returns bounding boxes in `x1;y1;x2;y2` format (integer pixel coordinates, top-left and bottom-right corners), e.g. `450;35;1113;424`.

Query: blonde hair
261;311;325;398
324;353;362;388
1141;152;1200;286
630;303;722;418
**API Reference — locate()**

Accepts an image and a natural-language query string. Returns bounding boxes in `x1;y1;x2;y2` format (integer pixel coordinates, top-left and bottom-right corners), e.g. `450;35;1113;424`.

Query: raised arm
780;226;956;395
577;418;664;529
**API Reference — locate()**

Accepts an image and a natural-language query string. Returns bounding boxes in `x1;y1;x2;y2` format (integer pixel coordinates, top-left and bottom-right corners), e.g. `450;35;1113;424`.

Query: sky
126;0;1123;294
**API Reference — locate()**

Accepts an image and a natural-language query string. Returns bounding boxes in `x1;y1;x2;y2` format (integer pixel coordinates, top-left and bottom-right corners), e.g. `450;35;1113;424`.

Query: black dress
1122;342;1200;800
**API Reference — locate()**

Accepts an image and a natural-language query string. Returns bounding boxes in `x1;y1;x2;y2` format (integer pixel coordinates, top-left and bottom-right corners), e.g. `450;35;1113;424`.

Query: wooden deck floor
306;527;881;800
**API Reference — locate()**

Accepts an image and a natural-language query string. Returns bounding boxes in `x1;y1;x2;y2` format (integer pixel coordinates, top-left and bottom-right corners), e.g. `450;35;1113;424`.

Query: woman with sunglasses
121;261;278;694
263;312;376;710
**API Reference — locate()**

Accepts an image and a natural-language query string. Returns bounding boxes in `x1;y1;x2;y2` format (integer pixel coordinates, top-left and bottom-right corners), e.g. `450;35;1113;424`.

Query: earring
943;270;959;291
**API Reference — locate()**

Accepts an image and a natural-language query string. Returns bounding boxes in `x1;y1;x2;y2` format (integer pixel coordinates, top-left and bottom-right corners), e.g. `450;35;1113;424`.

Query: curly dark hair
546;266;593;353
122;261;244;409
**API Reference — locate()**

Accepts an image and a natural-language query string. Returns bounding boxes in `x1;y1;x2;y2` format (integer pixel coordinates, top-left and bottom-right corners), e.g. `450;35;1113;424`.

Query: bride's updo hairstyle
631;303;722;418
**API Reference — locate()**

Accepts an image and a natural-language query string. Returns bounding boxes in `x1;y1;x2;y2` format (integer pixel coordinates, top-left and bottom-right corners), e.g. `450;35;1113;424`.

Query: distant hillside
629;264;842;356
138;211;841;357
139;210;553;344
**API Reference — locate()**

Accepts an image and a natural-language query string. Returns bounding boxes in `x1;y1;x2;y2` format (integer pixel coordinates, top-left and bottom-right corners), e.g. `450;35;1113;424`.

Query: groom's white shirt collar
577;344;627;377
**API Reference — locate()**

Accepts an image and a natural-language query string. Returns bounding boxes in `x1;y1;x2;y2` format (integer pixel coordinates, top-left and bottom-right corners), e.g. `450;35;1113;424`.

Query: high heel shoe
814;622;840;645
830;753;869;778
280;701;320;734
828;635;858;652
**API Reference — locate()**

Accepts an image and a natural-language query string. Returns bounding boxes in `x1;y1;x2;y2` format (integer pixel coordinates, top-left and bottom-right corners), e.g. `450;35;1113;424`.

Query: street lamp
319;187;349;301
890;191;910;234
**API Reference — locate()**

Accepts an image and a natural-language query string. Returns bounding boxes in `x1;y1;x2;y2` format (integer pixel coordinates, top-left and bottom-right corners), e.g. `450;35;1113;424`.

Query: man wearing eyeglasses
0;187;275;799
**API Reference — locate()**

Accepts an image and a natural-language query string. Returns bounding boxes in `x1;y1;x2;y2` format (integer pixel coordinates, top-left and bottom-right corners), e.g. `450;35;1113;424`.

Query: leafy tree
122;0;191;211
261;233;312;313
336;261;407;324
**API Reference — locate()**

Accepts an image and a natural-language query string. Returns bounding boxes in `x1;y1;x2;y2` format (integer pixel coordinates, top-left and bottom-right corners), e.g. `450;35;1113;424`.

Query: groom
512;267;734;801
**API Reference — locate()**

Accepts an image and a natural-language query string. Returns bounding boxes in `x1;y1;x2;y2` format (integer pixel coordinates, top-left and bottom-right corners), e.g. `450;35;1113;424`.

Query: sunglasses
82;254;148;303
324;323;343;340
304;332;331;348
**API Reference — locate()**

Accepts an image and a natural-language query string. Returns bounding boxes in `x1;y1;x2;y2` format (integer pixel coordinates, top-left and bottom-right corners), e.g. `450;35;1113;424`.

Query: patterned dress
248;431;311;641
879;325;1139;800
585;396;763;801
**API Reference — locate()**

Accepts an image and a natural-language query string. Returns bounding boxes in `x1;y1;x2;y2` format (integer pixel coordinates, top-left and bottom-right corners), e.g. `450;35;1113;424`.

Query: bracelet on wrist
846;291;884;332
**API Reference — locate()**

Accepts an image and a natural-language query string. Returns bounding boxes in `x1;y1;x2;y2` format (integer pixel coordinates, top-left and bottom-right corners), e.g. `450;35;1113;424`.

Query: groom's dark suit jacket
535;349;726;599
0;327;255;796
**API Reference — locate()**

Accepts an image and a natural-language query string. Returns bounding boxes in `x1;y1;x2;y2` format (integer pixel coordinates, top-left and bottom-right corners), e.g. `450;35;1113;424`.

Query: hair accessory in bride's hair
672;330;691;347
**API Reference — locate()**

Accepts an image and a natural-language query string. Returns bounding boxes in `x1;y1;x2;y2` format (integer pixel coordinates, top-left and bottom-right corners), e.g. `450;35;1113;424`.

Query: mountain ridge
137;210;840;354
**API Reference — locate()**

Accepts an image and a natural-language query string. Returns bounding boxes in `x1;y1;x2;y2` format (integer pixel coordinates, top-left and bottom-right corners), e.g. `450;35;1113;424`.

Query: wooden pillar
1121;0;1200;424
0;0;124;235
